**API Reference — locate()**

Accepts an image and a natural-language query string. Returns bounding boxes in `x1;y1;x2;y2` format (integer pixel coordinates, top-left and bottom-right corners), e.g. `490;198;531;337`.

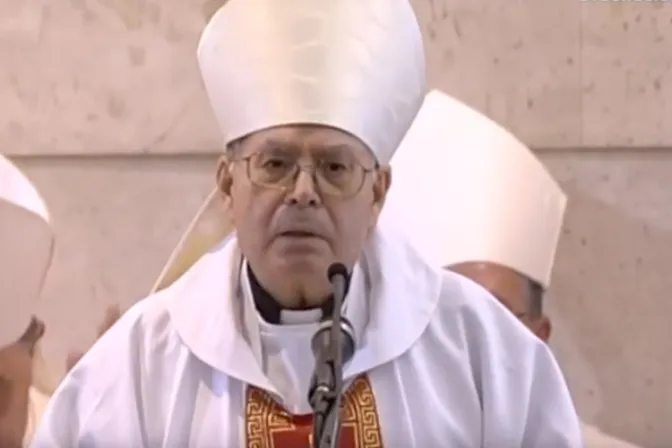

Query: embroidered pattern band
246;375;383;447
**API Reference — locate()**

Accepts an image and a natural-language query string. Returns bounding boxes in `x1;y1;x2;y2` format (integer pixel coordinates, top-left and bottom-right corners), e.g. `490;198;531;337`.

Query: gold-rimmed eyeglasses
232;151;379;198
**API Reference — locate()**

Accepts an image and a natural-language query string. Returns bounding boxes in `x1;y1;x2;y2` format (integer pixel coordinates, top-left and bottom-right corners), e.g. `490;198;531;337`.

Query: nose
286;168;321;207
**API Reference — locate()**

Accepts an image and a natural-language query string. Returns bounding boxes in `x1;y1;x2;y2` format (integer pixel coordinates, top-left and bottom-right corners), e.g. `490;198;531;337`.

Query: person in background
32;0;581;445
0;156;133;444
381;89;640;448
0;156;56;447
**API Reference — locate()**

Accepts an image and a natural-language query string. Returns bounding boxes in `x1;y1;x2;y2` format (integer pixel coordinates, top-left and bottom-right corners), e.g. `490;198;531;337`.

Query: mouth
279;230;320;238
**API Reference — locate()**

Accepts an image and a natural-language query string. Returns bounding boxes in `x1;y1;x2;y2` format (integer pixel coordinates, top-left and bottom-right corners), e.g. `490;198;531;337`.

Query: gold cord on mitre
151;189;234;293
153;0;426;291
0;156;58;394
380;90;567;289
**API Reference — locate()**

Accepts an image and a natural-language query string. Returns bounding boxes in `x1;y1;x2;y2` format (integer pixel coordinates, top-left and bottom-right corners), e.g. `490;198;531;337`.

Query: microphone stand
308;263;355;448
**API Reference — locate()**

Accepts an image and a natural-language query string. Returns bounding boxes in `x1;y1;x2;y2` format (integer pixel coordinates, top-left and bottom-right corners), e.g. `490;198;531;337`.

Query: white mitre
154;0;426;292
0;156;58;401
0;156;54;347
197;0;426;165
381;90;567;288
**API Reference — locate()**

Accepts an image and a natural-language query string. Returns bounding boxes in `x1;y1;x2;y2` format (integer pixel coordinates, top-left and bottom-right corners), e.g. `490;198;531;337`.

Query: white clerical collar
244;262;342;325
239;259;370;364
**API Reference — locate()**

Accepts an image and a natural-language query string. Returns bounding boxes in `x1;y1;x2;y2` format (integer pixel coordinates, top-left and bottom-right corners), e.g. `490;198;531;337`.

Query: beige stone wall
2;0;670;446
2;1;670;154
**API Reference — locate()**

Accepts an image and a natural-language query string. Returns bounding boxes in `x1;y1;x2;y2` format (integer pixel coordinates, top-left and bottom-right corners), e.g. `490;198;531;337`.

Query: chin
276;256;327;277
271;243;331;269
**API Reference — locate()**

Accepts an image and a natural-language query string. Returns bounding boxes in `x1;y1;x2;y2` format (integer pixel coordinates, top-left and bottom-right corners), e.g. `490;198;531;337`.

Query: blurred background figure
0;156;56;447
0;156;123;445
381;90;640;447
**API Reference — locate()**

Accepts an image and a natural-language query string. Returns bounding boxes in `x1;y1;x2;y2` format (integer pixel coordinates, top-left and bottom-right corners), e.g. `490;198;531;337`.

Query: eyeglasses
233;151;378;198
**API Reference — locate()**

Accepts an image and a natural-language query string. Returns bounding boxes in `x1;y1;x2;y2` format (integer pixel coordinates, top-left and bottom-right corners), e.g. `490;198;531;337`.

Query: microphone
321;262;355;363
307;262;356;448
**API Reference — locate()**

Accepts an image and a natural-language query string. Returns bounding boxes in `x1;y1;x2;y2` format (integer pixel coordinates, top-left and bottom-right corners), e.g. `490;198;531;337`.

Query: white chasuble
31;229;582;447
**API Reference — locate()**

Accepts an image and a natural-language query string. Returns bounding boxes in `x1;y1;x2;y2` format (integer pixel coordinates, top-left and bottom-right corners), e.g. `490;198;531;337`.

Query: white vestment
32;230;581;447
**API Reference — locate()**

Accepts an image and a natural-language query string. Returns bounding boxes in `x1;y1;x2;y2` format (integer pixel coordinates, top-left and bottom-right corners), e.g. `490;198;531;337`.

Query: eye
261;158;290;170
324;162;348;173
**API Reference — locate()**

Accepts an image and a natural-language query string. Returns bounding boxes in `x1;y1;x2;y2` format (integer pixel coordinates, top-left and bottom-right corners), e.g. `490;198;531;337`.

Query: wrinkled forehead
237;124;375;162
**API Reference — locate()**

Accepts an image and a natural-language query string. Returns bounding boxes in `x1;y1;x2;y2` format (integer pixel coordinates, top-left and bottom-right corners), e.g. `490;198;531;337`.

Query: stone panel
2;0;584;155
580;2;672;147
415;0;582;147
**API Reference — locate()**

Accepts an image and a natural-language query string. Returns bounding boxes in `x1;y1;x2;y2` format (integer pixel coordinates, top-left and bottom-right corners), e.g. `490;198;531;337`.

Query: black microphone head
327;262;348;281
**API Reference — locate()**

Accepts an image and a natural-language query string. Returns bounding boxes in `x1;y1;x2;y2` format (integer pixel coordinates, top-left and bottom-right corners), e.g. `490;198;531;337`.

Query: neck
247;265;339;324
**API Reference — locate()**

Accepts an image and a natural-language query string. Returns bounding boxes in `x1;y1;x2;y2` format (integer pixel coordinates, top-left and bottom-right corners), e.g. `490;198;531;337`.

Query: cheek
330;202;375;246
230;182;257;226
232;188;280;239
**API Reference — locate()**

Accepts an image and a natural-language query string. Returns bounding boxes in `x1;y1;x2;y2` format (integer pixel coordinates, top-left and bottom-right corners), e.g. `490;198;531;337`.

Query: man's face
217;125;390;307
0;317;44;446
447;262;551;341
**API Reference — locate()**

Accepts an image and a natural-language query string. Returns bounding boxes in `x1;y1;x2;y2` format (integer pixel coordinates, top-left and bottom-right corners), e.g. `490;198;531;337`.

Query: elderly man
0;156;57;447
33;0;581;445
382;90;640;448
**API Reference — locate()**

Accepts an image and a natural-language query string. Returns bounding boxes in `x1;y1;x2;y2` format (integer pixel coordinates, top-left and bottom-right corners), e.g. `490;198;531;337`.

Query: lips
280;230;319;238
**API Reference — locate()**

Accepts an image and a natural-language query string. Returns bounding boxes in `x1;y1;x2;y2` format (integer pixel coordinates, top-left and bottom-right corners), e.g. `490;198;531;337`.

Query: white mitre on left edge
153;0;427;292
0;156;57;445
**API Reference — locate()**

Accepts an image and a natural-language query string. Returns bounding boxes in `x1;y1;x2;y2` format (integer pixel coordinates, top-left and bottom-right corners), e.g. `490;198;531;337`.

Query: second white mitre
381;90;567;288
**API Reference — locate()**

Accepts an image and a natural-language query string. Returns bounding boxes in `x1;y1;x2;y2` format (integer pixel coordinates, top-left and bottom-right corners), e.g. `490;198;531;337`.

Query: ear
533;315;552;343
371;165;391;217
216;155;233;197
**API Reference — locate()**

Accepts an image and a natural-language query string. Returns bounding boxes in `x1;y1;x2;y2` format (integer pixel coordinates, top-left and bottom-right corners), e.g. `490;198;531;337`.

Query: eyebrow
258;138;378;168
261;139;354;153
261;140;368;163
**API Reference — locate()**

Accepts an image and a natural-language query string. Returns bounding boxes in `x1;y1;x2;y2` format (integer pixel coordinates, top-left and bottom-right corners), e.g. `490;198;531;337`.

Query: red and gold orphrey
245;375;383;448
